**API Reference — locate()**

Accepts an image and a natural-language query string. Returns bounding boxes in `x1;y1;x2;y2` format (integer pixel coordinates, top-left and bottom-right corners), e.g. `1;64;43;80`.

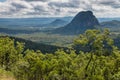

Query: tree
0;37;24;71
74;29;115;79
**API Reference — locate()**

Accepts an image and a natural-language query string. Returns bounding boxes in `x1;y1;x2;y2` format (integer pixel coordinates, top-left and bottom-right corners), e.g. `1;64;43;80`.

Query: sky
0;0;120;18
0;0;5;2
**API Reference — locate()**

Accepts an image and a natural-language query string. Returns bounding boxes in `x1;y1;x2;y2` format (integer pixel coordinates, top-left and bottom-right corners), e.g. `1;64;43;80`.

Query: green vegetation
14;32;76;47
7;36;68;54
0;29;120;80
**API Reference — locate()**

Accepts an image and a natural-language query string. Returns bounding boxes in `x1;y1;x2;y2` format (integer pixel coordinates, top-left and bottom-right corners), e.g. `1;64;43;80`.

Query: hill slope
0;36;67;53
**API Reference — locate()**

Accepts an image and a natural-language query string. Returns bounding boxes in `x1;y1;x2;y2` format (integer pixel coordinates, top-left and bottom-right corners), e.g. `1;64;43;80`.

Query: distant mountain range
0;17;119;29
52;11;100;35
0;17;72;29
98;18;120;22
100;20;120;28
41;19;68;28
0;18;69;34
0;11;120;35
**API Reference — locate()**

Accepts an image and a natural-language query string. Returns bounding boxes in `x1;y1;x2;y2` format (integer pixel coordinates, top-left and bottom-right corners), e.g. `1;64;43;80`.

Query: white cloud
0;0;119;18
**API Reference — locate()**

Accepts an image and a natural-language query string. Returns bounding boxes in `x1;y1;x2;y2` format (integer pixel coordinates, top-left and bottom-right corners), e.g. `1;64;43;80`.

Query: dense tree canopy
0;29;120;80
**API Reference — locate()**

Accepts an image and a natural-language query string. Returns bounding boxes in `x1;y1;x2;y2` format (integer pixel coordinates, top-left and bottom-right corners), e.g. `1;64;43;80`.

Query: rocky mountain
52;11;100;35
42;19;68;28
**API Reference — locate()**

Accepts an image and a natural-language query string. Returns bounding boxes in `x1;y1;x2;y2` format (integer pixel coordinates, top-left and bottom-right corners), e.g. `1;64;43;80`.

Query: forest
0;29;120;80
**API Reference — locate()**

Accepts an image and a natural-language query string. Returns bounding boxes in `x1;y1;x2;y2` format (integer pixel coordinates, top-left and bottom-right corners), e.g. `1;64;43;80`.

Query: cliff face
53;11;100;35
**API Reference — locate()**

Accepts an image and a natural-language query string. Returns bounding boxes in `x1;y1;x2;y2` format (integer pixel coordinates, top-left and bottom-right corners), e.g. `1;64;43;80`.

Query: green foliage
0;37;24;70
74;29;114;55
0;29;120;80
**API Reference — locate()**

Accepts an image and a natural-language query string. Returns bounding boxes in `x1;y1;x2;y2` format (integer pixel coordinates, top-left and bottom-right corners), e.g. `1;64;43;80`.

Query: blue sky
0;0;119;18
0;0;5;2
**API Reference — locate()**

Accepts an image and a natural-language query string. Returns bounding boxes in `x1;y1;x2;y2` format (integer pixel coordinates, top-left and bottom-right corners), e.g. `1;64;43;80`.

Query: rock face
53;11;100;35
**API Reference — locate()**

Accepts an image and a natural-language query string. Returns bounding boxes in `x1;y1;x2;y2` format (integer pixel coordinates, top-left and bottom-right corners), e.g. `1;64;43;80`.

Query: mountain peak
71;11;99;27
53;11;100;35
78;11;93;15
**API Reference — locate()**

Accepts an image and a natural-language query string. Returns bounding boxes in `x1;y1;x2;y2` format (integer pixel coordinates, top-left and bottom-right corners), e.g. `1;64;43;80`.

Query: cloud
95;0;120;8
24;0;50;2
11;1;32;9
0;0;120;18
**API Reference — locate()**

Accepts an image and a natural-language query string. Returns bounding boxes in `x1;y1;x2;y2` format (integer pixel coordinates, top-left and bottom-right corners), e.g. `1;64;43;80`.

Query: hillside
0;36;67;53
